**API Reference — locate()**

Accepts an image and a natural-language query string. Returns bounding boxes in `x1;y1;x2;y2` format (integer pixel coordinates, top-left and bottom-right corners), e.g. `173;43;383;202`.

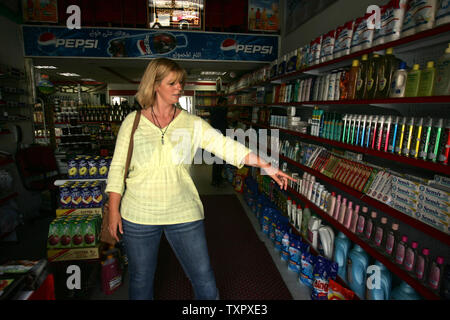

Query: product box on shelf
56;207;103;217
431;174;450;191
391;176;421;193
59;180;106;209
333;19;355;58
414;210;449;235
47;243;103;262
351;12;375;53
391;183;420;201
47;214;101;250
391;200;417;217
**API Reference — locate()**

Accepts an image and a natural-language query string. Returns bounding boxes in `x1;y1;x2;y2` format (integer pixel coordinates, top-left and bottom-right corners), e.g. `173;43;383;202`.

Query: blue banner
22;25;279;62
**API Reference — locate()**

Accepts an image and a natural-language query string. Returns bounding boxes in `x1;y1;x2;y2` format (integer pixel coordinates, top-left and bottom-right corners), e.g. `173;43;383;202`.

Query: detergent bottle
318;226;335;260
301;205;312;239
390;281;422;300
366;260;392;300
333;232;352;281
347;244;370;299
101;254;122;295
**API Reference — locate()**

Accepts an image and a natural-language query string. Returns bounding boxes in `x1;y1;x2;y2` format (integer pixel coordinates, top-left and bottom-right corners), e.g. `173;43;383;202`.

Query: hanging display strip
21;25;278;62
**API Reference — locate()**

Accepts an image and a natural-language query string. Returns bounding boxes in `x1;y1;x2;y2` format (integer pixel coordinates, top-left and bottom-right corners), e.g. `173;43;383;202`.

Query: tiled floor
1;164;311;300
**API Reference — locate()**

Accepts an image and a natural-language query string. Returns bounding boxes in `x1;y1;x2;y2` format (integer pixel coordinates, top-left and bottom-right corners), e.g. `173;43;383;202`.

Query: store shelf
285;185;441;300
279;153;450;246
247;121;450;176
269;96;450;106
272;24;450;82
54;178;107;186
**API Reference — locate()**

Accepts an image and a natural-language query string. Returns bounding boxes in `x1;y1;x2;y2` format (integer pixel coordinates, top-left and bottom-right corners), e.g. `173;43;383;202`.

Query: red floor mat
153;195;293;300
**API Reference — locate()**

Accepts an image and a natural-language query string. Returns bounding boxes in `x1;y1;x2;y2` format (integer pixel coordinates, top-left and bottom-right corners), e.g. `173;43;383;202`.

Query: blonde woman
106;58;294;300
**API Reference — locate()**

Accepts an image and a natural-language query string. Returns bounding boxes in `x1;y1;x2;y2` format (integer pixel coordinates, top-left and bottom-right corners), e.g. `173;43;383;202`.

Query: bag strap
123;110;141;184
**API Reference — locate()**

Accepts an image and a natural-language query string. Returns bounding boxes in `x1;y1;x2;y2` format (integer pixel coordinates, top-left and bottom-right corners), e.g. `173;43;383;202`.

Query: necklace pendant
161;135;164;145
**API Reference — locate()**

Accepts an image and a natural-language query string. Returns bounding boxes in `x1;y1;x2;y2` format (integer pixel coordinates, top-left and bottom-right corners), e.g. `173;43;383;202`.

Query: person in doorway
209;96;228;187
105;58;294;300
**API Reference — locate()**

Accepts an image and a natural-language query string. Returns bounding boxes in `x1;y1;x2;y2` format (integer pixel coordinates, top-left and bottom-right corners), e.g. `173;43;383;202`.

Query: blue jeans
122;218;219;300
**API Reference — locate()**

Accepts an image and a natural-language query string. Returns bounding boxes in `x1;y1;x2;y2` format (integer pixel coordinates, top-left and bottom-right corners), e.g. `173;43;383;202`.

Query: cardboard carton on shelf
56;207;103;217
47;243;104;262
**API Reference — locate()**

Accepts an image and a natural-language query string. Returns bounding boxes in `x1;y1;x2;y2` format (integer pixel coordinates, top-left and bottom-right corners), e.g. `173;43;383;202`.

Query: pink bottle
328;192;336;216
428;256;444;292
350;204;360;233
414;248;430;283
343;201;353;229
338;198;347;224
356;206;369;236
394;235;409;266
404;241;418;272
333;195;342;220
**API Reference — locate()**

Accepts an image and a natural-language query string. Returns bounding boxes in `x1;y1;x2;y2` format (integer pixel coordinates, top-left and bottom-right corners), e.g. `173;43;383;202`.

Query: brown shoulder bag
100;110;141;246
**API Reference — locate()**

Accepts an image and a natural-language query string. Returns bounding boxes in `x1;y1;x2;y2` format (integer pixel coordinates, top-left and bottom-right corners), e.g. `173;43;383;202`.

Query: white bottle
390;62;408;98
291;200;297;225
308;216;322;250
296;204;303;231
319;226;335;260
287;197;292;220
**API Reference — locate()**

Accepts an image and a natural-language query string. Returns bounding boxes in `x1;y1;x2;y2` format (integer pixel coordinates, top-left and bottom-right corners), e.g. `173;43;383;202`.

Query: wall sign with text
22;26;278;62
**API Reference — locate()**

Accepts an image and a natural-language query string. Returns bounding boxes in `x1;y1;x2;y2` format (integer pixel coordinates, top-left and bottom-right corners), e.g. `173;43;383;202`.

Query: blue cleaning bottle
366;260;392;300
333;232;352;281
390;281;422;300
347;244;370;299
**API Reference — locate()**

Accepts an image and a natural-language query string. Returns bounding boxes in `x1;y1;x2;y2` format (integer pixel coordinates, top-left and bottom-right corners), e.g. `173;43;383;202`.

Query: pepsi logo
38;32;56;46
221;38;237;51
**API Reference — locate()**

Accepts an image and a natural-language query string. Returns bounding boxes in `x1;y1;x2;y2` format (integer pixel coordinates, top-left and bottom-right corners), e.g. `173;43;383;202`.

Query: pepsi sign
22;25;278;62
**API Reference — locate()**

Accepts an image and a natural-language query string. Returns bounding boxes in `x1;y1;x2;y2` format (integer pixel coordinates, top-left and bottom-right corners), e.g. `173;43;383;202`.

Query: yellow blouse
105;110;251;225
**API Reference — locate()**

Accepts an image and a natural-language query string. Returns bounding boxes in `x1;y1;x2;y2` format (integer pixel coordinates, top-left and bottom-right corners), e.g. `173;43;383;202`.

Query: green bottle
433;43;450;96
405;64;422;97
418;61;436;97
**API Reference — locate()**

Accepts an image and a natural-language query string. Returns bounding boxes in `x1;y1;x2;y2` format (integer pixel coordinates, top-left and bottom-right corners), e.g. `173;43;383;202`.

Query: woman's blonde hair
135;58;186;109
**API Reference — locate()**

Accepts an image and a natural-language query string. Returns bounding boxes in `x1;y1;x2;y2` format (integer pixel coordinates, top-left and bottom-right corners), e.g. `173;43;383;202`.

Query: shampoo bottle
428;256;445;293
376;48;400;98
373;217;388;249
364;211;378;243
366;260;392;300
414;248;430;284
404;241;418;273
347;244;370;299
384;223;400;257
391;281;422;300
338;197;348;224
343;201;353;229
394;235;409;266
334;232;352;281
355;54;369;100
405;64;422;97
418;61;436;96
350;204;360;233
333;194;342;220
364;54;381;99
389;62;408;98
433;43;450;96
356;206;369;236
347;59;360;100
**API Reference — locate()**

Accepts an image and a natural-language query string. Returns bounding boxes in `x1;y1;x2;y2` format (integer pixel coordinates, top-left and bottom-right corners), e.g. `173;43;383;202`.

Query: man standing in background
209;96;228;187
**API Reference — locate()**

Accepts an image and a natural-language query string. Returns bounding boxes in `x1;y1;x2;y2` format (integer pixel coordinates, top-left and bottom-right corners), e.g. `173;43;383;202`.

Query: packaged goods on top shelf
67;155;112;180
59;180;106;209
275;0;448;78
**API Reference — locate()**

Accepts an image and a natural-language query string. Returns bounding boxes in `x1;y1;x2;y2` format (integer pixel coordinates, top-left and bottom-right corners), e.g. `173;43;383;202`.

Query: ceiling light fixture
200;71;227;76
34;65;58;69
58;72;80;77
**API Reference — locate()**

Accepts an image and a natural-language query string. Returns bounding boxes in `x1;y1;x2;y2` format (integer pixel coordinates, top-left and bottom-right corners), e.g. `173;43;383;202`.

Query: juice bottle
376;48;400;99
356;54;369;100
418;61;436;97
433;43;450;96
364;54;382;100
347;59;360;100
390;62;408;98
405;64;422;97
384;222;400;257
